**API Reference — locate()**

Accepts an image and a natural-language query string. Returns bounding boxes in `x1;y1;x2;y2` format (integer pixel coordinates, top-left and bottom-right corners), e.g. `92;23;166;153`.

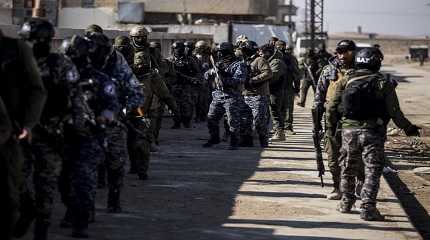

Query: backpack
342;74;385;120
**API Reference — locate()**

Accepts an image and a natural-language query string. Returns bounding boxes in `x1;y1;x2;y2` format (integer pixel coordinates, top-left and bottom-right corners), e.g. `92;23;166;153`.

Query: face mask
173;48;185;58
33;41;51;59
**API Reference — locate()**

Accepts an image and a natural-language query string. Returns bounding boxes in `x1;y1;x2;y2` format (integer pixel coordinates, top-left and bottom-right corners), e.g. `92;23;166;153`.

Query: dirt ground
382;63;430;239
18;62;429;240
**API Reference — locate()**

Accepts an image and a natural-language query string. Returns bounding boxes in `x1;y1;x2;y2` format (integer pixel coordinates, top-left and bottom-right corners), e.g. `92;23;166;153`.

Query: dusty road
30;107;421;240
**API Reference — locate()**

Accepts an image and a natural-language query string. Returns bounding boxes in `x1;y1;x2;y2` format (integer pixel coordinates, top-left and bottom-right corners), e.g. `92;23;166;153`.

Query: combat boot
203;136;220;148
285;127;296;135
270;129;286;141
259;135;269;148
239;135;254;147
337;200;354;213
33;221;49;240
360;205;385;221
228;135;239;150
326;188;342;200
107;188;122;213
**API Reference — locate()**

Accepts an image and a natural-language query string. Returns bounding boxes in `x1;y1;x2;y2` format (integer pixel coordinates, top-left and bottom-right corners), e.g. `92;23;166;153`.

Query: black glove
404;125;421;137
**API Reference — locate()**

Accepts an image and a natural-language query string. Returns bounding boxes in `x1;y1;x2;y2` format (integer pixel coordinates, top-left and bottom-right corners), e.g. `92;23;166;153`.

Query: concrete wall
328;36;430;62
58;7;119;29
0;24;212;58
165;24;230;44
0;8;12;25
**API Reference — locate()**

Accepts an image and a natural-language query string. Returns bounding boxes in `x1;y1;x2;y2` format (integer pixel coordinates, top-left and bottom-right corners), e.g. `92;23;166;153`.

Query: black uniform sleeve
18;40;47;130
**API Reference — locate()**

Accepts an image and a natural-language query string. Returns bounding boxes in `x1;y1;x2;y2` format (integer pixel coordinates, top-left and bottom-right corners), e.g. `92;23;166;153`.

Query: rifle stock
312;107;325;187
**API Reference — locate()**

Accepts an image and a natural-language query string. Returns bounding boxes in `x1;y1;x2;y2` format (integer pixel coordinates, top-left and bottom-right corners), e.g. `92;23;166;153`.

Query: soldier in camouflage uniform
266;43;288;141
241;43;273;148
148;41;171;147
274;41;301;135
16;19;82;240
0;29;46;240
88;32;145;213
131;51;178;179
327;47;420;221
194;40;212;122
165;41;202;128
313;40;358;201
113;35;134;67
203;42;248;150
297;49;319;107
59;34;120;237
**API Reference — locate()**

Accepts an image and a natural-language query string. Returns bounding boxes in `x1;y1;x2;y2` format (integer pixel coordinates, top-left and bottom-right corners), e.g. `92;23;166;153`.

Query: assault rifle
209;55;224;91
311;106;325;187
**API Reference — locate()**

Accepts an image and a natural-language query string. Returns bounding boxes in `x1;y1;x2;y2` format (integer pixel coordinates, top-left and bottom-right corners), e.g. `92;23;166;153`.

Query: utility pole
288;0;294;47
304;0;324;50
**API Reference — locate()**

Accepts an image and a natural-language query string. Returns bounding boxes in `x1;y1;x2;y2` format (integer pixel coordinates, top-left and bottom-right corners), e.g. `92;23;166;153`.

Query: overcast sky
293;0;430;36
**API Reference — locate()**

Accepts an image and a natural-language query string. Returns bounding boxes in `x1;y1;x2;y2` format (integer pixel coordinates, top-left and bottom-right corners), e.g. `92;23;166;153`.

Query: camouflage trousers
103;123;127;191
172;85;194;126
242;95;270;139
207;91;243;140
325;130;342;190
270;88;286;130
19;132;63;230
127;118;151;176
340;128;385;207
298;78;315;107
64;133;102;229
283;89;296;130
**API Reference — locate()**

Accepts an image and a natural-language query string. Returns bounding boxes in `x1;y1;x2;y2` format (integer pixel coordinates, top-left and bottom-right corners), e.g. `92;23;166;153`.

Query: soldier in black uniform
165;41;202;128
0;29;46;240
17;18;81;240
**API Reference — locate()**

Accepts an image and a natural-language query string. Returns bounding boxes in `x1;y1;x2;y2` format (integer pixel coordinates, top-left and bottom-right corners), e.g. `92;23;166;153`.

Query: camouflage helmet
129;25;149;37
149;41;161;49
195;40;209;49
235;34;248;46
113;35;131;47
85;24;103;37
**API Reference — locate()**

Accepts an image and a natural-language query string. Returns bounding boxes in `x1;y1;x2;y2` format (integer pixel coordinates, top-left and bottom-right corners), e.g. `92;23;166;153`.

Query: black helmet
60;35;90;59
87;33;112;68
238;41;258;57
354;47;383;72
184;40;195;49
217;42;234;54
336;40;356;53
172;41;185;49
18;18;55;42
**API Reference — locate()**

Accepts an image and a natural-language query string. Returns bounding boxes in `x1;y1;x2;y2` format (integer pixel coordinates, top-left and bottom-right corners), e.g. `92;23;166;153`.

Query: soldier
275;41;301;135
88;32;145;213
165;41;202;128
313;40;358;200
0;29;46;240
185;41;202;122
148;41;171;147
59;34;120;237
266;43;288;141
132;51;178;179
16;19;81;240
194;40;212;122
327;48;420;221
297;48;319;107
113;35;134;66
203;42;248;150
241;43;273;147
